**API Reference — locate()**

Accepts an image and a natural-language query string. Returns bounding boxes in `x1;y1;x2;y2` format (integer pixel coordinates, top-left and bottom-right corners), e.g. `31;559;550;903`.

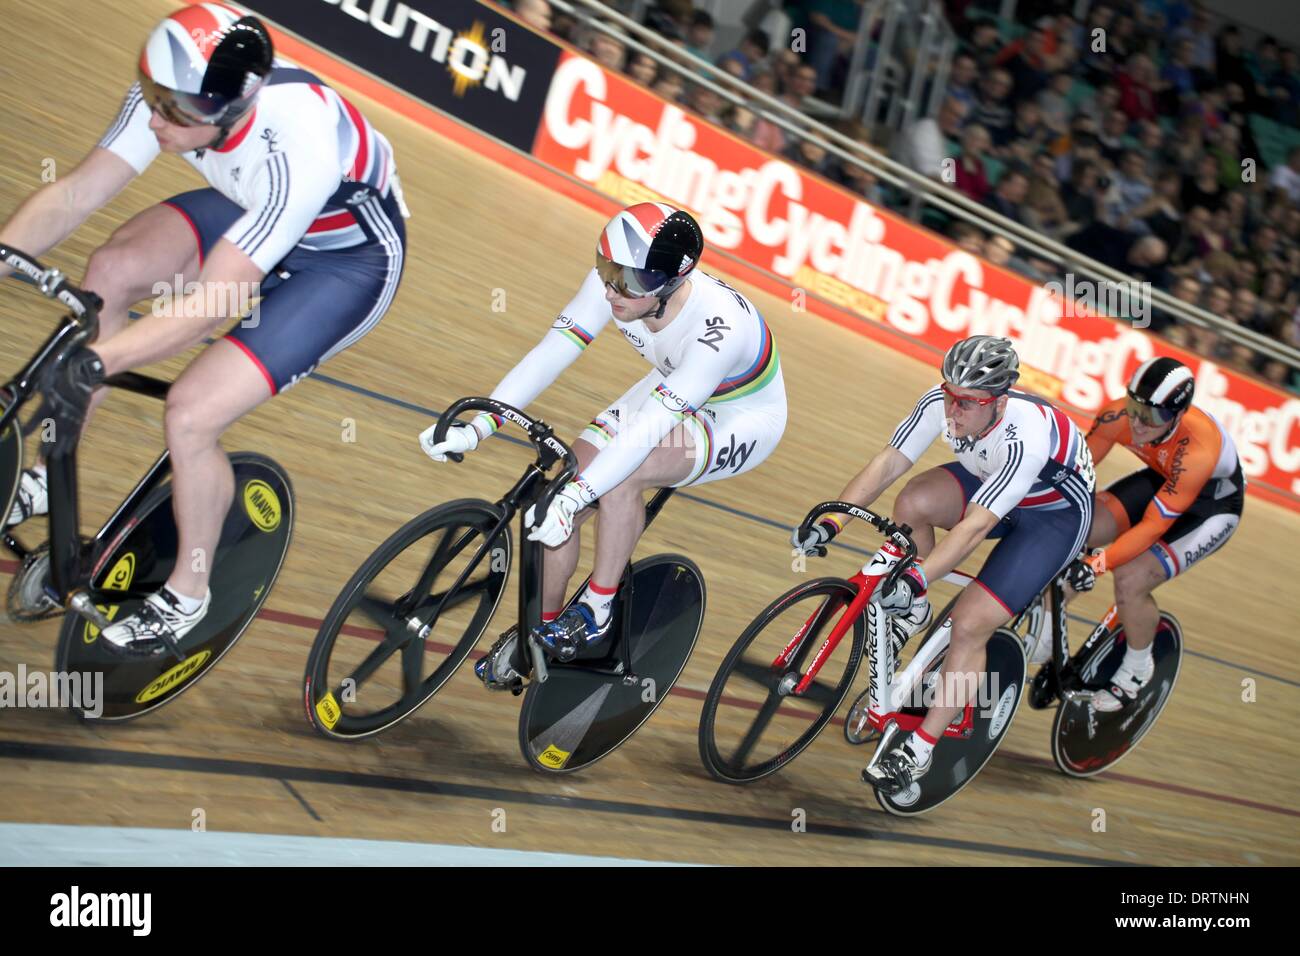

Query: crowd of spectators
506;0;1300;391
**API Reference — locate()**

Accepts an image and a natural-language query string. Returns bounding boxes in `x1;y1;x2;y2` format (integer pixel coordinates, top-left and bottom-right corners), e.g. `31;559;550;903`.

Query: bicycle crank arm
528;636;549;685
68;592;113;631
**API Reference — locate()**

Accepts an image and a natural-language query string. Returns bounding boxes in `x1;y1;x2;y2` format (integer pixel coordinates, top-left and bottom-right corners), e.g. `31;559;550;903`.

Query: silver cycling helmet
941;335;1020;393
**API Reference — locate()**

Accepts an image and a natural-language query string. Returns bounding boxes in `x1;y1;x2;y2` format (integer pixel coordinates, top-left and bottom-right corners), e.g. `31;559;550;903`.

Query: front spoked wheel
303;499;510;740
699;577;864;783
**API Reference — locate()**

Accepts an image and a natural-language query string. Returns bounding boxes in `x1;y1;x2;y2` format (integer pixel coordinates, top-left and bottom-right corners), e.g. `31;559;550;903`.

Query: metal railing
553;0;1300;371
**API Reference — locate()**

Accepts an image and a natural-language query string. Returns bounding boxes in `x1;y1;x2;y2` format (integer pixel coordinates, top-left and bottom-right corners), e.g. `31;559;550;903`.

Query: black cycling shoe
531;603;612;663
474;624;527;692
862;739;932;794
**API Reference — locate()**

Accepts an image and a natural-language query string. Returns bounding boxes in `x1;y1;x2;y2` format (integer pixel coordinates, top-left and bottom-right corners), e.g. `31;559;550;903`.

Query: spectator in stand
626;51;658;88
586;27;627;72
717;29;771;82
1037;71;1075;137
644;0;692;42
998;99;1050;163
686;10;716;61
953;123;993;203
1118;54;1161;123
1024;151;1070;237
1067;220;1169;286
968;21;1004;72
894;96;966;181
1231;286;1275;338
689;83;727;125
984;166;1030;223
1161;38;1199;111
806;0;866;97
1269;47;1300;125
995;22;1049;101
512;0;551;32
1078;3;1116;84
1061;159;1106;234
947;54;980;111
970;69;1015;147
748;68;786;154
1078;82;1122;130
1233;256;1258;292
1133;171;1185;249
1216;26;1261;109
1106;149;1155;230
1097;107;1131;165
787;137;833;177
983;234;1015;268
1247;223;1287;274
1173;6;1216;74
1210;204;1241;254
1106;13;1140;64
950;220;986;255
1269;147;1300;205
1164;113;1206;174
783;62;820;111
1182;154;1226;212
652;70;685;104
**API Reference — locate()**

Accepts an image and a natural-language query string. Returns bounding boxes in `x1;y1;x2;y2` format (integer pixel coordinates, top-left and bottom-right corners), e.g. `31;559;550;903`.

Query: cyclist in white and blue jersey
792;336;1095;795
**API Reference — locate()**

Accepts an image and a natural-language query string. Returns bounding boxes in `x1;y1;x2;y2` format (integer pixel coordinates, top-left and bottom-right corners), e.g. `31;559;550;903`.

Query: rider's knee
893;476;933;526
947;613;990;651
83;240;142;314
163;385;212;448
1112;565;1157;606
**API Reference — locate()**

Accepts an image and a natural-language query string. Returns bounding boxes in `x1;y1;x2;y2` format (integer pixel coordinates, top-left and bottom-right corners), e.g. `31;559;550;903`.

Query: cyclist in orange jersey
1049;357;1244;711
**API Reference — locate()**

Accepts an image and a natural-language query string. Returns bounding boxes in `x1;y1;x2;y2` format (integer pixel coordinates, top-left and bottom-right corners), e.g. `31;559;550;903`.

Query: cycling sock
163;586;208;616
1124;643;1154;673
908;729;937;763
582;580;618;626
542;610;560;623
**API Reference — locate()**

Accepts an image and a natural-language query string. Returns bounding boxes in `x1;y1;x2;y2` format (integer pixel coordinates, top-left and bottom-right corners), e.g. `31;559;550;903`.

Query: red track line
4;567;1295;820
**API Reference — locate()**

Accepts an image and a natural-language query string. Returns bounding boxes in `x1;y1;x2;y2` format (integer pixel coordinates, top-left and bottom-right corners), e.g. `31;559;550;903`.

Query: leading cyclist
792;335;1095;794
421;202;787;688
0;4;408;654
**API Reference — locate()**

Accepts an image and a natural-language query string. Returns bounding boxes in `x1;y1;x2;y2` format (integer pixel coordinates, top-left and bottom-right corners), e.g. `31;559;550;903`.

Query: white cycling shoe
1092;658;1155;712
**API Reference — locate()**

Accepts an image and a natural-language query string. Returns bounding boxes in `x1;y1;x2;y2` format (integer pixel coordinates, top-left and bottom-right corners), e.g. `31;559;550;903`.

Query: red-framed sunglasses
941;383;1001;411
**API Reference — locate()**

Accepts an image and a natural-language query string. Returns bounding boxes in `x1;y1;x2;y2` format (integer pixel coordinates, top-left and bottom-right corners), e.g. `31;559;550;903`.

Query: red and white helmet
596;202;703;298
138;3;273;128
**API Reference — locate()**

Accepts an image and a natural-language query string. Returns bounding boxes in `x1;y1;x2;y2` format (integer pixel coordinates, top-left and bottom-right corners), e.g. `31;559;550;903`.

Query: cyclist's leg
82;191;238;419
893;463;983;557
540;436;599;614
1060;469;1161;603
919;498;1091;739
163;340;273;599
1114;484;1243;651
164;209;405;600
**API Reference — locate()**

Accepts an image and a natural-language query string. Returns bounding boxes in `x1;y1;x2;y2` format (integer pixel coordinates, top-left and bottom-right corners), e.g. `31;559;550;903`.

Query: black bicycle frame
430;397;677;681
1;244;173;609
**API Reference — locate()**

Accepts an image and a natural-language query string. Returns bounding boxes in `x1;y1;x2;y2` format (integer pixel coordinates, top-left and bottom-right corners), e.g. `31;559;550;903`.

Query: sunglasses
1125;396;1176;427
138;72;232;127
941;382;1001;412
596;254;670;298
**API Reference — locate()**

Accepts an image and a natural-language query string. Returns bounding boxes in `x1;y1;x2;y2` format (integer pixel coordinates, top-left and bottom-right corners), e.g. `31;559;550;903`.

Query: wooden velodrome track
1;0;1297;866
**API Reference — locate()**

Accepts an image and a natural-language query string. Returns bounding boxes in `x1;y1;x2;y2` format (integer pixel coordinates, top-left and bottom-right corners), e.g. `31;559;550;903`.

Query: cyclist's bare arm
0;147;137;279
836;446;913;512
918;502;1000;585
93;238;264;376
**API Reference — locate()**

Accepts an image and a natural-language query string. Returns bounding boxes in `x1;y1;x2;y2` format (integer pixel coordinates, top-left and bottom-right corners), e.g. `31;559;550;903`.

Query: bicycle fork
773;540;908;695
